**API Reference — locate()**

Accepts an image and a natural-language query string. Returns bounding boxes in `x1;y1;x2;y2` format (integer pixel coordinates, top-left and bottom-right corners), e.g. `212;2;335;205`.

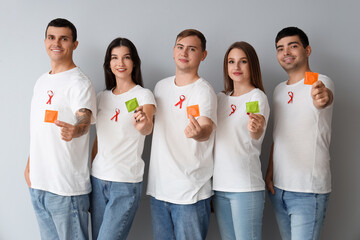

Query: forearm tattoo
75;108;92;136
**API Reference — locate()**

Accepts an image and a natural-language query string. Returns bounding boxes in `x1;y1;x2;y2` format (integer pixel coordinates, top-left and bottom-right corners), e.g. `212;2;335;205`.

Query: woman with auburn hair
213;41;270;240
90;37;156;240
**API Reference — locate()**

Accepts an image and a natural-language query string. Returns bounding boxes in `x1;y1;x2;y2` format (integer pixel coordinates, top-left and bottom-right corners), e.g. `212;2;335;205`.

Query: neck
112;78;136;95
286;65;311;85
174;70;200;86
50;61;76;74
232;81;255;96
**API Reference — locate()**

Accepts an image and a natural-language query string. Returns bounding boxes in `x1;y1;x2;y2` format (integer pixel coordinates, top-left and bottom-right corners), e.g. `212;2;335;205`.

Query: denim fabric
213;190;265;240
90;176;142;240
29;188;89;240
269;187;330;240
150;197;211;240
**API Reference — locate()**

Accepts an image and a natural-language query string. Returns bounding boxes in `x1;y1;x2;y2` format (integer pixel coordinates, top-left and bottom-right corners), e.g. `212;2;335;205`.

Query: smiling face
44;26;78;64
110;46;134;81
227;48;251;85
173;35;207;73
276;35;311;73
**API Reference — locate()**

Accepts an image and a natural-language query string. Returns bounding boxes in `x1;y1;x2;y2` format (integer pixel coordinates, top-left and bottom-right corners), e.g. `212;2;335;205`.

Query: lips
283;56;295;63
179;59;189;63
233;71;242;76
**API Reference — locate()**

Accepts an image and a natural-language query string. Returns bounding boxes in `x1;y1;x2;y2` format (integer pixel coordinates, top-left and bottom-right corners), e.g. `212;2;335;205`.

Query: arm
91;135;98;164
311;80;334;109
54;108;92;141
184;115;214;142
24;156;31;187
265;143;275;195
247;113;266;140
132;104;156;135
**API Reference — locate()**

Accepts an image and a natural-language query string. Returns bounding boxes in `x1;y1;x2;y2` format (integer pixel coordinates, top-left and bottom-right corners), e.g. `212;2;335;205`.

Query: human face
276;35;311;73
227;48;251;85
44;26;78;64
110;46;134;81
173;36;207;73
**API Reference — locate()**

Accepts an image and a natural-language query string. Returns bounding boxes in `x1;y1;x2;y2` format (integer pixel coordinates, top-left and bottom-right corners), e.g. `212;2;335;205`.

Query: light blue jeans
268;187;330;240
213;190;265;240
90;176;142;240
29;188;89;240
150;197;211;240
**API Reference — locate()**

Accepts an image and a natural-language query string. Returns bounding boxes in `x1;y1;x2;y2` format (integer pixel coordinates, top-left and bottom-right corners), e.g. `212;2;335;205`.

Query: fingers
248;113;265;132
266;181;275;195
133;106;147;123
55;120;75;141
184;115;201;138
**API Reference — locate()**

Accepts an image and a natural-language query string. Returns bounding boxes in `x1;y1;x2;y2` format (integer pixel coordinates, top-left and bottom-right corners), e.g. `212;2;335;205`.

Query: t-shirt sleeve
139;88;157;108
250;90;270;123
193;84;217;126
68;79;97;124
320;75;335;95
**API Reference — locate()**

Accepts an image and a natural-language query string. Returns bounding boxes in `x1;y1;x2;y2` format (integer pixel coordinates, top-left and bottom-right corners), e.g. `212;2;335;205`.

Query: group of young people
24;18;334;240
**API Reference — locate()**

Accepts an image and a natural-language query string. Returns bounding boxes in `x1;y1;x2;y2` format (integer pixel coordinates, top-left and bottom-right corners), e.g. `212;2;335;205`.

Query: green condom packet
125;98;139;112
246;101;260;113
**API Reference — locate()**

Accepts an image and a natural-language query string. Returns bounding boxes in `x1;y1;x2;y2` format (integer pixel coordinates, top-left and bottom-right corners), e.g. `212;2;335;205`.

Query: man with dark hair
266;26;334;240
147;29;217;240
24;18;96;239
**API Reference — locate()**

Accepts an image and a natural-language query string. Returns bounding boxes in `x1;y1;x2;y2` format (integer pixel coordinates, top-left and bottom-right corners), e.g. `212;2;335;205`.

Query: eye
228;60;234;64
277;48;283;53
111;56;117;60
125;55;131;60
189;48;196;52
61;37;68;41
177;46;183;50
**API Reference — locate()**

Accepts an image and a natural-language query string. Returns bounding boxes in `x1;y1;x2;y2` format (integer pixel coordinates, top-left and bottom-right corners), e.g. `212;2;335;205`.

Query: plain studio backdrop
1;0;359;239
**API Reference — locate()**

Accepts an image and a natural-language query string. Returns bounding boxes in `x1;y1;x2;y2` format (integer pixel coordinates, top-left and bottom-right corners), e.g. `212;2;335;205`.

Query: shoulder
155;76;174;89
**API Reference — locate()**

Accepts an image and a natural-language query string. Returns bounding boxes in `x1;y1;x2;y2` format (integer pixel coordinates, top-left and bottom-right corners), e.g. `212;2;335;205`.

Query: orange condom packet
187;105;200;118
304;72;319;85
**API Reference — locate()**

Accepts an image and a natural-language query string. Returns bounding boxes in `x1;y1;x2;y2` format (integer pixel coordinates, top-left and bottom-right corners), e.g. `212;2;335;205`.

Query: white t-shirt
91;85;156;183
29;67;96;196
213;89;270;192
272;74;334;194
147;76;217;204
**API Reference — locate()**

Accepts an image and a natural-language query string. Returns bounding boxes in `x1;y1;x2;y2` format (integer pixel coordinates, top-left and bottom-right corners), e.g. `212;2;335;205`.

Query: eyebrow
276;41;300;49
47;34;70;39
176;43;198;49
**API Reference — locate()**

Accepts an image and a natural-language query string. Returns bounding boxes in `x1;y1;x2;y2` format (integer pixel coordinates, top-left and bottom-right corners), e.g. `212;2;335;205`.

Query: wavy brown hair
223;41;265;94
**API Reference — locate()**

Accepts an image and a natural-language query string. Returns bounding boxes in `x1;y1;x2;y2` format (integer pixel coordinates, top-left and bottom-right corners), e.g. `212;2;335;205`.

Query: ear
73;41;79;50
201;50;207;61
305;45;311;57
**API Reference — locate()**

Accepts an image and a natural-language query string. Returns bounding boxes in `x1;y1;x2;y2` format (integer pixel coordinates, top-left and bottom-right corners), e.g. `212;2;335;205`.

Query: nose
283;47;290;55
181;48;188;56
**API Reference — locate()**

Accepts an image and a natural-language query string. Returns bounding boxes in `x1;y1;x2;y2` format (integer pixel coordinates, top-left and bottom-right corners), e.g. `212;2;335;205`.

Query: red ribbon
175;95;185;109
229;104;236;116
288;91;294;104
111;108;120;122
46;90;54;105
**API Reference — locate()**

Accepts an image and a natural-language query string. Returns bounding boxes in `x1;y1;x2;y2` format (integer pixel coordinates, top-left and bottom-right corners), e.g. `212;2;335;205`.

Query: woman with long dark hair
213;41;270;240
90;38;156;239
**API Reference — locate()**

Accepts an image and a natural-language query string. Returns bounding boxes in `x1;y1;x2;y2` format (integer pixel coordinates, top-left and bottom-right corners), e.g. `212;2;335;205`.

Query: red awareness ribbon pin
229;104;236;116
110;108;120;122
175;95;185;109
46;90;54;105
288;91;294;104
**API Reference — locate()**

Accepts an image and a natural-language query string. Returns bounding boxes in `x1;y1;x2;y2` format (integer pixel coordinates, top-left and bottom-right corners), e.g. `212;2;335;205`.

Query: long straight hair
223;41;265;94
103;38;143;90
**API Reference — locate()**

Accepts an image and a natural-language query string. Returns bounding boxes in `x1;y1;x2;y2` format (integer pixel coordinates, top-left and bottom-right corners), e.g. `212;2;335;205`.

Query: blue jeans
213;190;265;240
150;197;211;240
90;176;142;240
268;187;330;240
29;188;89;240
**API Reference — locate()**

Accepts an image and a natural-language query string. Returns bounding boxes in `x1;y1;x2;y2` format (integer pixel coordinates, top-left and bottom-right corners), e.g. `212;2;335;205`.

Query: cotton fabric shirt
213;89;270;192
147;76;217;204
91;85;156;183
272;74;334;193
29;67;96;196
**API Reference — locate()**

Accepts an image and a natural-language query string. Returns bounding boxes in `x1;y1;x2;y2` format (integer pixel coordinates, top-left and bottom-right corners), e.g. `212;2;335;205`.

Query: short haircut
176;29;206;52
223;41;265;94
103;37;143;90
275;26;309;48
45;18;77;42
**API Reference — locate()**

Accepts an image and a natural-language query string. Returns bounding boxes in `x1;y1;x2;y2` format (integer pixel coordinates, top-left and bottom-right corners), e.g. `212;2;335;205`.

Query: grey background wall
1;0;359;239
